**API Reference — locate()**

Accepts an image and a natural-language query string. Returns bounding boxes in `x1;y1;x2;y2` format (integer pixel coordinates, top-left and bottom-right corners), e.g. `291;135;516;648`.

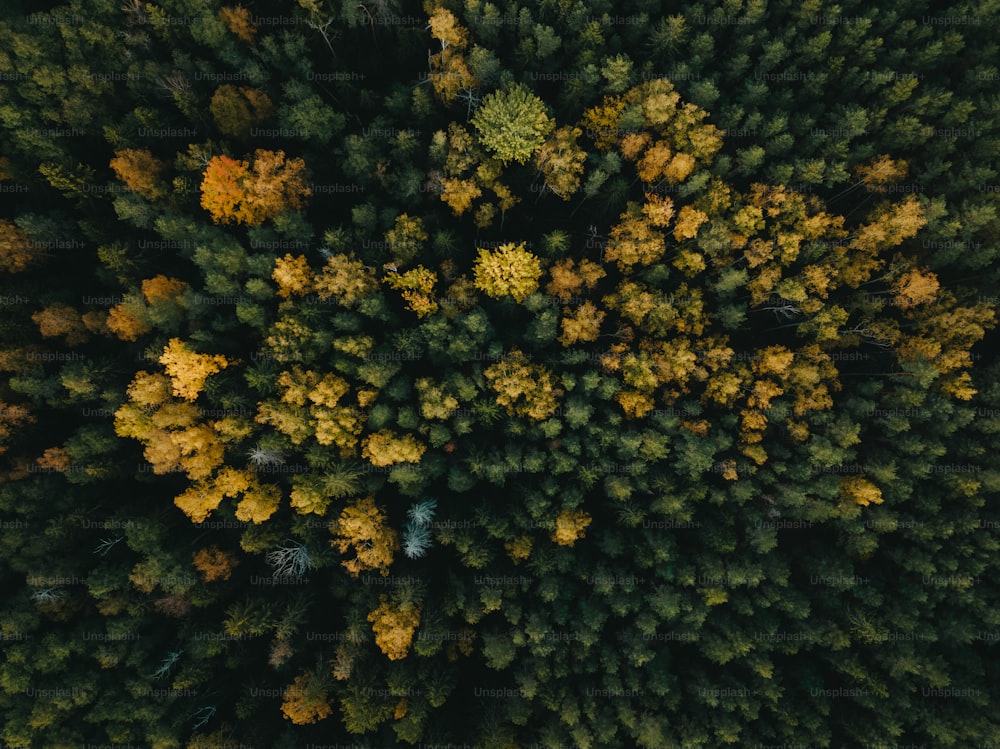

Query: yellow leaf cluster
272;254;314;298
472;243;543;302
109;148;168;200
545;258;606;302
332;496;399;576
604;214;665;270
558;301;605;346
313;253;378;306
841;476;884;507
483;351;563;421
383;265;439;318
280;673;333;725
368;596;421;661
159;338;229;401
361;429;427;467
551;509;592;546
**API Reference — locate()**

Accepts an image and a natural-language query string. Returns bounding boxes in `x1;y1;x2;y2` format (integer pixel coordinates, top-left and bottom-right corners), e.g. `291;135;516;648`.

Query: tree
604;213;666;270
105;299;152;341
383;265;439;318
332;496;399;576
368;595;421;660
840;476;883;507
483;351;563;420
471;83;555;165
158;338;230;401
545;258;606;301
192;545;239;582
313;253;379;306
0;220;39;273
426;7;477;103
200;150;311;226
535;126;587;199
892;268;939;309
210;85;272;139
272;254;314;298
31;304;89;345
473;243;543;302
109;149;168;200
384;214;428;265
219;5;257;43
440;177;482;215
551;509;592;546
558;302;605;346
361;429;427;466
281;671;333;725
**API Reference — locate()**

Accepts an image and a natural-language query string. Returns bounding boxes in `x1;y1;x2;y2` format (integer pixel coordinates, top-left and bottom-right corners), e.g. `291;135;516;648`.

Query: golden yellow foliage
332;496;399;576
672;205;709;241
361;429;427;466
472;243;543;302
605;214;665;270
841;476;883;506
383;265;439;318
619;132;652;160
235;479;282;523
551;509;592;546
892;268;939;309
636;141;673;183
616;390;655;419
505;534;533;563
558;301;605;346
313;253;378;306
280;673;333;725
159;338;229;402
855;154;908;189
368;596;421;661
106;302;152;341
174;481;225;524
535;126;587;199
0;220;38;274
483;351;563;420
545;258;606;302
272;254;314;298
141;275;187;303
200;150;311;226
427;7;469;48
440;177;482;215
642;193;675;227
109;148;168;200
581;95;627;150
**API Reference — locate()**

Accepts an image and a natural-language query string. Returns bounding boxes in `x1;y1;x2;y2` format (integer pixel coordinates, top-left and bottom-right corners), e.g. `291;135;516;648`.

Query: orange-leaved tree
200;149;310;226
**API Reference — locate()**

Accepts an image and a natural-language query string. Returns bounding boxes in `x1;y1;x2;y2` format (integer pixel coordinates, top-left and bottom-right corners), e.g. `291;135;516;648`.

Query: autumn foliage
109;149;168;200
332;496;399;576
200;150;310;226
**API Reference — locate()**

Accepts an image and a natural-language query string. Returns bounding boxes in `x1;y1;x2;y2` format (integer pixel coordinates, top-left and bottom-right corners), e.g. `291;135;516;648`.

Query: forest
1;0;999;746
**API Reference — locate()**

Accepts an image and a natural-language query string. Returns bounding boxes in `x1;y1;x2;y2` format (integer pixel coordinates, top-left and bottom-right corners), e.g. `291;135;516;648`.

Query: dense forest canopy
1;0;999;746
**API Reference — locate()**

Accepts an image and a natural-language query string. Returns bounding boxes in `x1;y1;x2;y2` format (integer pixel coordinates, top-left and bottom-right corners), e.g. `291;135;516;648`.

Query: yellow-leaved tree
483;350;563;420
472;243;543;303
368;595;421;660
361;429;427;466
280;671;333;725
332;496;399;576
551;509;592;546
159;338;230;401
